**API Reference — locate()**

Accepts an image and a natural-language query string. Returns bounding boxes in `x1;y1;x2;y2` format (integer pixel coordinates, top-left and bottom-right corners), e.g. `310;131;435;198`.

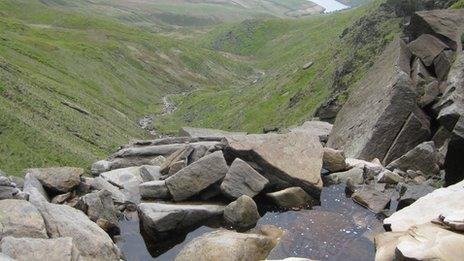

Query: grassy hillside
154;1;400;133
0;0;254;175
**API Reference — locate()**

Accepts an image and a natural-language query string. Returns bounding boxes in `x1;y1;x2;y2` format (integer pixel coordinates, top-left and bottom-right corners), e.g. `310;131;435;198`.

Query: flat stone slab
0;199;48;240
224;131;323;198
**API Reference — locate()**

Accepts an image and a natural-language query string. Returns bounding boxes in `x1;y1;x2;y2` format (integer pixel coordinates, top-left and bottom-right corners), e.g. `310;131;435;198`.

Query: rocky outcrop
220;158;269;199
327;38;418;163
224;132;323;198
223;195;260;230
175;226;283;261
386;141;440;177
25;167;83;194
34;202;121;260
0;237;81;261
138;202;224;238
166;151;229;201
266;187;316;209
0;199;48;240
384;180;464;231
408;9;464;50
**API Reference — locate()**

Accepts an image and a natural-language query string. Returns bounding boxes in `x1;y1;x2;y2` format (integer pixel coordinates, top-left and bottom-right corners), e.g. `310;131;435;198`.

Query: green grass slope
154;1;400;133
0;0;253;175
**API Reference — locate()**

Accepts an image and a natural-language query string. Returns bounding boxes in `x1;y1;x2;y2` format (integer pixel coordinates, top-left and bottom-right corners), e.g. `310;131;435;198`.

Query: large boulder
408;9;464;50
266;187;316;209
408;34;449;66
382;109;431;165
0;237;80;261
220;158;269;199
224;132;323;198
88;177;128;204
175;226;283;261
384;179;464;231
327;38;419;164
160;146;193;176
179;127;246;139
352;184;393;214
76;189;119;235
0;199;48;240
326;167;364;185
166;151;229;201
33;202;121;260
138;202;224;238
23;173;50;204
289;120;333;142
26;167;83;194
223;195;260;230
386;141;440;177
445;117;464;185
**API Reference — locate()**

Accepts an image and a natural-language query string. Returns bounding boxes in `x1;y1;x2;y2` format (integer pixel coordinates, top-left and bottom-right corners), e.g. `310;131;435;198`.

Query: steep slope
0;0;253;175
155;0;400;133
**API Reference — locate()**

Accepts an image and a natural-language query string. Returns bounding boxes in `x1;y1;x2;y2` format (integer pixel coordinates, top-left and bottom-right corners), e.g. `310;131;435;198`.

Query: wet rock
220;158;269;199
327;167;364;185
267;187;316;208
377;170;402;185
409;34;448;66
139;165;161;182
0;237;80;261
0;199;47;240
322;148;347;172
179;127;246;139
26;167;83;194
139;180;170;200
224;195;260;230
289;120;332;143
384;179;464;231
327;38;418;163
434;50;454;81
76;189;119;235
88;177;128;205
445;117;464;185
0;253;14;260
138;202;224;237
33;202;120;260
386;141;440;177
352;185;392;213
224;132;323;198
408;9;464;50
160;146;193;176
382;109;431;165
51;192;72;204
175;226;282;261
397;184;435;210
166;151;229;201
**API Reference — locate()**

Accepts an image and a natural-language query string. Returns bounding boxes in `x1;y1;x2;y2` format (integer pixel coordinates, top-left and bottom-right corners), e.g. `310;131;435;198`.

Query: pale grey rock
23;173;49;204
139;180;170;200
100;166;143;191
377;170;402;185
220;158;269;199
0;237;80;261
26;167;83;193
0;199;47;240
175;226;282;261
384;180;464;231
179;127;246;139
166;151;229;201
267;187;316;208
352;185;392;213
34;202;120;260
76;190;119;234
223;195;260;229
138;202;224;237
289;120;332;142
224;132;323;198
91;160;112;175
139;165;161;182
88;177;128;204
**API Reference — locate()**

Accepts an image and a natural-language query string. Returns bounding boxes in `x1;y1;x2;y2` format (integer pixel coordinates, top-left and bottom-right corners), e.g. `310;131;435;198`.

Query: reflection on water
118;185;384;260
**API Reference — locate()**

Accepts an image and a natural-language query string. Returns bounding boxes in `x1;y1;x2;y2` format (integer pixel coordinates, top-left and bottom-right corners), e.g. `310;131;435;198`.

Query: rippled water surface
117;185;384;260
